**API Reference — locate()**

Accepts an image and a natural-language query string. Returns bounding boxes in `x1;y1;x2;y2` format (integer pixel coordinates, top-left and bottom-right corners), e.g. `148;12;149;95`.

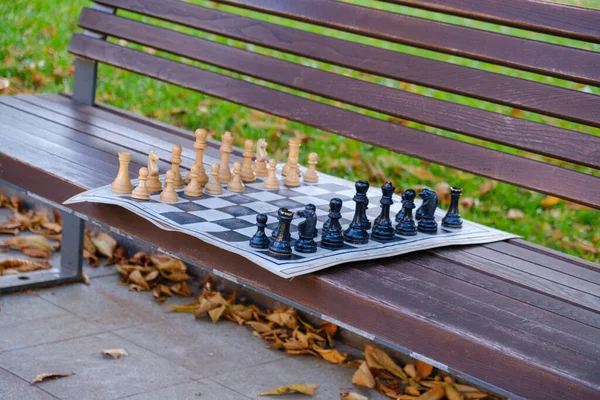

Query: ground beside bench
0;94;598;400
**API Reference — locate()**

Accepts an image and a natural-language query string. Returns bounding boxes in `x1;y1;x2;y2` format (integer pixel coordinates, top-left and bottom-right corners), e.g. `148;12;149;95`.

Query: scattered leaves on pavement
101;348;128;359
32;372;74;384
260;384;318;396
0;258;50;275
340;390;368;400
352;361;375;388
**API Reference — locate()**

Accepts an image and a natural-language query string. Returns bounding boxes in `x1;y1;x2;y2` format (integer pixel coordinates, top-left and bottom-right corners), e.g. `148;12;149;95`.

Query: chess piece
321;198;344;249
442;186;463;230
303;152;319;183
218;131;234;184
205;163;224;195
417;188;438;233
343;180;370;244
186;128;208;185
253;138;268;177
131;167;151;200
282;137;301;176
240;139;256;182
295;204;318;253
268;208;294;256
160;170;179;203
264;159;280;190
146;151;162;193
249;214;270;249
372;182;395;241
111;152;134;194
170;145;185;189
394;191;408;223
227;161;245;193
395;189;417;236
362;197;372;230
184;164;203;197
283;156;301;187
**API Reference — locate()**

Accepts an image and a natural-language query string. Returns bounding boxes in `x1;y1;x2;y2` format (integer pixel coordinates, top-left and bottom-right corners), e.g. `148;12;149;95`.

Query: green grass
1;0;598;261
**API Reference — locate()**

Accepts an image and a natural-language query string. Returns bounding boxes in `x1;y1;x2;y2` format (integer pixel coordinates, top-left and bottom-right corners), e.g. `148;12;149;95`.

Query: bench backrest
68;0;600;209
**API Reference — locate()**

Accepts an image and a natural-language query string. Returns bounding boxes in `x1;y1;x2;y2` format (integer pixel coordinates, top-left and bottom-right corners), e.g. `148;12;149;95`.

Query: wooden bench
0;0;599;398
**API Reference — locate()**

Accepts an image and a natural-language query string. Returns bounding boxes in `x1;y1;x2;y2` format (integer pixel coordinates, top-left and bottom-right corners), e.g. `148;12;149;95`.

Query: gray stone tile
0;366;57;400
212;355;388;400
0;332;201;400
120;380;249;400
0;294;70;328
113;315;284;378
83;263;119;279
38;274;191;331
0;313;104;352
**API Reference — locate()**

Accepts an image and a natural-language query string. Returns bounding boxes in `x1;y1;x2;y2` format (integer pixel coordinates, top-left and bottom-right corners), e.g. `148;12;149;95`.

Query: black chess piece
395;189;417;236
249;214;270;249
442;186;463;230
343;180;370;244
417;188;438;234
295;204;318;253
321;198;344;249
394;191;408;223
372;182;395;241
361;197;372;230
268;208;294;255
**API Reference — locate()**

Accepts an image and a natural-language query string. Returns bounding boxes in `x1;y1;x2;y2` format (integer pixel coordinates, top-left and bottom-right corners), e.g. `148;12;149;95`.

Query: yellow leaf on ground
404;363;417;378
313;348;347;364
352;361;375;388
416;360;433;379
443;383;464;400
91;232;116;257
340;390;368;400
463;393;488;399
246;321;273;333
365;344;407;380
417;385;445;400
32;372;74;384
101;348;128;359
506;208;525;220
166;303;198;313
208;304;226;323
540;196;560;208
128;270;150;291
453;384;479;393
82;270;90;285
319;321;338;337
260;384;318;396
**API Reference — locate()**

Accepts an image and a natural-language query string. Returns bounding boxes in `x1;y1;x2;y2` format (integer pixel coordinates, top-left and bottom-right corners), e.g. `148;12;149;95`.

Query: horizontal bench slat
78;9;600;169
92;0;600;127
211;0;600;85
380;0;600;44
67;34;600;208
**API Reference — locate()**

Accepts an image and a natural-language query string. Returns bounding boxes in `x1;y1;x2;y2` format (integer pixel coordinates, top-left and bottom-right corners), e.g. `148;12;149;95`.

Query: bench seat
1;93;598;400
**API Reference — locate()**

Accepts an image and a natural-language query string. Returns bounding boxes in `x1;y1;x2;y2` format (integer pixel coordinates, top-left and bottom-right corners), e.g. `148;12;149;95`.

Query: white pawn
160;170;179;203
303;152;319;183
284;156;301;187
170;145;185;189
263;159;280;190
253;138;268;177
227;161;245;193
205;163;224;195
241;139;256;182
132;167;151;200
184;164;203;197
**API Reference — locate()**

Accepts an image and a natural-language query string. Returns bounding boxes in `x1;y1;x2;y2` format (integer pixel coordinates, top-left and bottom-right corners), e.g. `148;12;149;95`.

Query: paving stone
0;294;70;328
0;332;201;400
113;314;284;378
120;380;250;400
0;313;104;352
212;355;389;400
0;366;57;400
38;274;190;331
83;263;119;279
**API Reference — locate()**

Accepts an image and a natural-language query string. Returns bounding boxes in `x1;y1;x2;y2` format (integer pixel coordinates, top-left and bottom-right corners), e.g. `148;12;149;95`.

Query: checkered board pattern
65;165;517;278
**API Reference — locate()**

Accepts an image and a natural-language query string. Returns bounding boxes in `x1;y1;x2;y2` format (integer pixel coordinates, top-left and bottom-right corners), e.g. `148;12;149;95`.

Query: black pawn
268;208;294;255
395;189;417;236
361;197;371;230
295;204;318;253
417;188;438;234
343;180;370;244
249;214;270;249
442;186;463;230
394;191;408;223
371;182;395;241
321;198;344;249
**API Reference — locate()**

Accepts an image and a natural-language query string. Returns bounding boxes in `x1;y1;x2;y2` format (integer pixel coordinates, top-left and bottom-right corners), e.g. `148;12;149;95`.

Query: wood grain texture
211;0;600;85
67;35;600;208
77;9;600;169
92;0;600;128
379;0;600;43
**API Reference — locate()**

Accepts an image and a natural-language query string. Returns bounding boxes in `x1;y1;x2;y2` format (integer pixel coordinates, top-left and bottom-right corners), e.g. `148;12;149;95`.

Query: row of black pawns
250;180;464;256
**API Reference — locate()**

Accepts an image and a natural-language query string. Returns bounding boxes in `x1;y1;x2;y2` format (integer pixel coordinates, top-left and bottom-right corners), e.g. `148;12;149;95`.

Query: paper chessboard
64;165;517;278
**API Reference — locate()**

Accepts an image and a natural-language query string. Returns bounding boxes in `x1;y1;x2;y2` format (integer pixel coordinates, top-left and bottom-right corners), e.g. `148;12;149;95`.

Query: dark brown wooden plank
93;0;600;128
78;9;600;168
67;35;600;208
2;116;599;399
509;238;600;271
211;0;600;85
380;0;600;44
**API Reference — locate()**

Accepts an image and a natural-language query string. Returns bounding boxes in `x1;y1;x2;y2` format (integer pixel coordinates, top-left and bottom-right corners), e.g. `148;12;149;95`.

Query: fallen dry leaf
416;360;434;379
417;385;445;400
340;390;368;400
404;363;417;378
506;208;525;220
463;394;488;399
128;270;150;291
352;361;375;388
365;344;408;380
82;270;90;285
444;383;464;400
32;372;74;384
0;258;50;274
478;180;496;197
101;348;128;359
91;232;117;257
313;348;347;364
260;384;318;396
459;197;475;210
208;304;226;323
540;196;560;209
